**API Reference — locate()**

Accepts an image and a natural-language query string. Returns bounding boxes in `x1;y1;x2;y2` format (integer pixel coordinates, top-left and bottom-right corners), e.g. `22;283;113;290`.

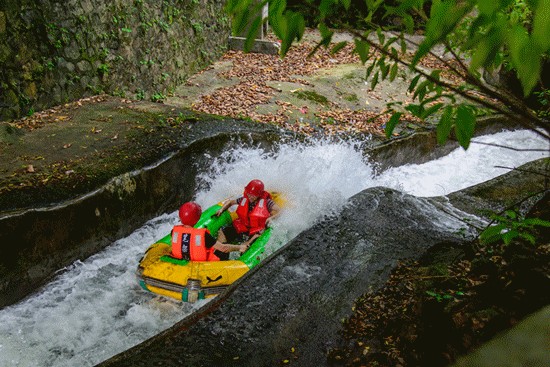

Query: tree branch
470;141;550;153
344;28;550;141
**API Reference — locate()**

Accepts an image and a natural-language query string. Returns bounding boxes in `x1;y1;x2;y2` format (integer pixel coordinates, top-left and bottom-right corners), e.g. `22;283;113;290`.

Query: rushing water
0;129;547;367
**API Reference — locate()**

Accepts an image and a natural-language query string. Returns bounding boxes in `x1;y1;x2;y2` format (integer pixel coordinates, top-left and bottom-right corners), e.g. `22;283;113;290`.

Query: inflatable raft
138;194;283;303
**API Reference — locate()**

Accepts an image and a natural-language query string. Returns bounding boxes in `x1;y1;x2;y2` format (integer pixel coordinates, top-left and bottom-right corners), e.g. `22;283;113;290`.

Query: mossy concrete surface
0;96;198;212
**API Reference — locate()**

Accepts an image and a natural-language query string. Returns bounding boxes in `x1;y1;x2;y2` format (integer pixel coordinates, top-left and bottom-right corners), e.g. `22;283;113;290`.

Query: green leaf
522;218;550;227
519;232;537;245
508;25;529;66
370;71;379;90
437;106;454;145
413;80;431;101
504;210;517;219
400;36;408;54
331;41;347;55
379;59;390;79
232;7;251;36
244;15;263;52
268;0;287;41
377;28;385;45
319;0;335;19
454;104;476;149
480;224;506;244
385;112;402;138
533;0;550;51
354;39;370;64
389;62;399;82
408;74;421;93
518;44;542;96
412;0;473;65
508;25;542;96
277;11;305;57
366;60;377;79
341;0;351;10
405;103;422;116
403;14;414;34
421;102;444;119
470;31;500;70
502;230;519;245
319;23;334;47
383;37;398;51
478;0;514;15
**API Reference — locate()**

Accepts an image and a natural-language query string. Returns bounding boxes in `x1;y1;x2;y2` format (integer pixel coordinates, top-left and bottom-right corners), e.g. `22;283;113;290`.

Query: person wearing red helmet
171;202;247;261
215;179;280;248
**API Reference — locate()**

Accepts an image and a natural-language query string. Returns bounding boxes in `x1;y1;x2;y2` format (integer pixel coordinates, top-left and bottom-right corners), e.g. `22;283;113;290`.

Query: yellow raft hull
138;242;250;301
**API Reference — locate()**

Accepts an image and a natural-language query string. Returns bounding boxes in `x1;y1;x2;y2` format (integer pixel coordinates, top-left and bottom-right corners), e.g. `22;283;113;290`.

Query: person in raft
171;202;247;261
215;179;280;250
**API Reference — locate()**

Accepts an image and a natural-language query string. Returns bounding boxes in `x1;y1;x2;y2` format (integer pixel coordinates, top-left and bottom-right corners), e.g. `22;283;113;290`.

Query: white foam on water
0;214;208;367
0;129;547;367
376;130;549;196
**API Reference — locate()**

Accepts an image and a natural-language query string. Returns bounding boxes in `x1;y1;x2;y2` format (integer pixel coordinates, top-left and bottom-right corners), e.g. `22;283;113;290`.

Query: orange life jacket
171;226;221;261
233;192;272;235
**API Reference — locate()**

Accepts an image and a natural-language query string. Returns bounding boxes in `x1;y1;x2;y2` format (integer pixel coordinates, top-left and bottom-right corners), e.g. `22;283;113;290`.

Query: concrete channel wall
0;0;230;120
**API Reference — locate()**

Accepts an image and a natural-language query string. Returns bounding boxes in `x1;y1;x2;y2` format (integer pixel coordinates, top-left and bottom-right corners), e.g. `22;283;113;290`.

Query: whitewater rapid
0;129;547;367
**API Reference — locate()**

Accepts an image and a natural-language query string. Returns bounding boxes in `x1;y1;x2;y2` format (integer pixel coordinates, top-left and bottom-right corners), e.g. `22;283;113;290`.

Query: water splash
0;129;547;367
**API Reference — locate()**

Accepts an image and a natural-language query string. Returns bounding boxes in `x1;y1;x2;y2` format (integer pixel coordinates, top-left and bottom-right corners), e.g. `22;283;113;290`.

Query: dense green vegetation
227;0;550;149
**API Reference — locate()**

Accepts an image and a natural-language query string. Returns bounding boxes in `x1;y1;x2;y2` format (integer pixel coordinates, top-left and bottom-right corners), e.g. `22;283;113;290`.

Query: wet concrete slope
99;187;475;367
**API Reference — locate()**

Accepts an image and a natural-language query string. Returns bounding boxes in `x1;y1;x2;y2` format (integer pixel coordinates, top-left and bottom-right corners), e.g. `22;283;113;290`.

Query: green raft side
156;203;271;269
239;227;271;269
195;204;233;235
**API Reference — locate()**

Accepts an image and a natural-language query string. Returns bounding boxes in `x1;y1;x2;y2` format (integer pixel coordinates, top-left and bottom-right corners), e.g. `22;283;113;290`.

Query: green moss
429;263;450;277
343;93;359;102
294;90;329;105
0;12;6;34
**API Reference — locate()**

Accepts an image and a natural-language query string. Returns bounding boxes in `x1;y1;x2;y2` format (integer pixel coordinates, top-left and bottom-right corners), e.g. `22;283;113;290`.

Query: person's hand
216;208;223;217
217;244;231;253
239;244;249;253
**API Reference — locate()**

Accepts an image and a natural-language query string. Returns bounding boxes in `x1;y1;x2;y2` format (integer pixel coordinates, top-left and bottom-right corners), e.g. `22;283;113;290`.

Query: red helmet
244;179;264;197
178;202;202;226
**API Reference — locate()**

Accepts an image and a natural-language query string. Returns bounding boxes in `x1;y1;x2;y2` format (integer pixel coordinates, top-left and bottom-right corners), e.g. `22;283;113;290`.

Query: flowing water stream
0;129;547;367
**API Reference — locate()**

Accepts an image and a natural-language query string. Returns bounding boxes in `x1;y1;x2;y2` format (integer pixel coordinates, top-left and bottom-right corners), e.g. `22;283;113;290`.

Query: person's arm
213;241;248;253
241;233;260;251
216;199;237;216
206;233;246;253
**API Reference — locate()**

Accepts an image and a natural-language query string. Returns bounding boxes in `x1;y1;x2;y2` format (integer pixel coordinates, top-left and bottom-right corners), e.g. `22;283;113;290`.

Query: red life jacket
171;226;221;261
233;192;272;235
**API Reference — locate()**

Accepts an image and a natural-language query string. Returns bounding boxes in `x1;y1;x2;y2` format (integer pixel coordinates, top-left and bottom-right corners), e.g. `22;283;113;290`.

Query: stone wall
0;0;230;120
